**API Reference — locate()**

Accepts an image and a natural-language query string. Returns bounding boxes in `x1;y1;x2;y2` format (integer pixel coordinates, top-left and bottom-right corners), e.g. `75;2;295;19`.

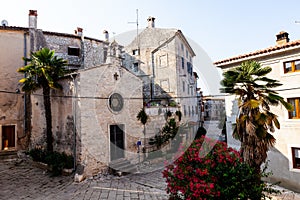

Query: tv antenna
128;9;140;52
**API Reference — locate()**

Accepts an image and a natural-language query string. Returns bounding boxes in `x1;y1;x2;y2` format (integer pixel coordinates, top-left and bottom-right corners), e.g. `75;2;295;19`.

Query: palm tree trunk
43;85;53;152
24;93;32;149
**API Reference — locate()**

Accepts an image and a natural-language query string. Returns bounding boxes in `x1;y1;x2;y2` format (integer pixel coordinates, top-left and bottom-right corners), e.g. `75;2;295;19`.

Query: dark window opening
292;147;300;169
68;47;80;56
132;49;139;56
133;63;139;72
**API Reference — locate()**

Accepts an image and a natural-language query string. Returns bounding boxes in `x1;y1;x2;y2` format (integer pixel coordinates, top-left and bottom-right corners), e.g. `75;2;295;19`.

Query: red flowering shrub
163;136;270;200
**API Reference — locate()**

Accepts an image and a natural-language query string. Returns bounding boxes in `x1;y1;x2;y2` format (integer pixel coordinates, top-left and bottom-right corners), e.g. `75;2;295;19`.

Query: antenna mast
128;9;140;52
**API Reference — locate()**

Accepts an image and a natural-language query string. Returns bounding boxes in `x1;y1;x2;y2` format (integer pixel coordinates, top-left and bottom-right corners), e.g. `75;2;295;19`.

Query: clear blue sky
2;0;300;61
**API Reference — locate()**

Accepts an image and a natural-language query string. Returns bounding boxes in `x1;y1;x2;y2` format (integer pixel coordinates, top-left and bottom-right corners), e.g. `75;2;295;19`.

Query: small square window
68;47;80;56
292;147;300;169
132;49;139;56
284;62;292;73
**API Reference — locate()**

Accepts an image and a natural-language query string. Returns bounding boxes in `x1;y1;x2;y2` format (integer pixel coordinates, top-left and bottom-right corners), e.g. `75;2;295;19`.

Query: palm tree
220;60;292;173
18;48;68;152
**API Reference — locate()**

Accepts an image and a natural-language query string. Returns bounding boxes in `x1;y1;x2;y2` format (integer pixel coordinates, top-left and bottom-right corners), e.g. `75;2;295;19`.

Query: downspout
23;32;32;149
151;52;155;100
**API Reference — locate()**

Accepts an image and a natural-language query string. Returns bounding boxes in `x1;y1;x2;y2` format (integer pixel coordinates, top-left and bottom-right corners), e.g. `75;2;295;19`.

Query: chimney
76;27;83;36
276;31;290;45
103;30;109;42
147;16;155;28
28;10;37;29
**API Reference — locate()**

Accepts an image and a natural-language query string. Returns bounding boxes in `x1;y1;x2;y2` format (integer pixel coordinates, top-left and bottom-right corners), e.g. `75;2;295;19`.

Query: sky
1;0;300;95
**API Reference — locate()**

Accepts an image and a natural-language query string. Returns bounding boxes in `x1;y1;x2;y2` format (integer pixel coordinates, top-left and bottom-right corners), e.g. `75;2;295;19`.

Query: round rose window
109;93;124;112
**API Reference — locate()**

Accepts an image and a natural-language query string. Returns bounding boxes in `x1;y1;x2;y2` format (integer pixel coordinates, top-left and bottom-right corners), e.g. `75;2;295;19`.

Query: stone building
0;10;143;176
123;17;199;125
202;96;225;121
214;31;300;192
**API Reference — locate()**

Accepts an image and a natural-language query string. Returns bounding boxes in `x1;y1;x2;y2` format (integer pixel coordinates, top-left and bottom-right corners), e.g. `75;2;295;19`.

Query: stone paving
0;159;168;200
1;159;300;200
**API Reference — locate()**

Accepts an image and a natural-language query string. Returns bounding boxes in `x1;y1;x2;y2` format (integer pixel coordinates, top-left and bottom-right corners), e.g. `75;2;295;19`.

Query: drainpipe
23;33;27;135
23;32;31;148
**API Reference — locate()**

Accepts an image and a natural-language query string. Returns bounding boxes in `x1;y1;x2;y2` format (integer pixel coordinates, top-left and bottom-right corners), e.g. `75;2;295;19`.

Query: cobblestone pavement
1;159;300;200
0;160;168;200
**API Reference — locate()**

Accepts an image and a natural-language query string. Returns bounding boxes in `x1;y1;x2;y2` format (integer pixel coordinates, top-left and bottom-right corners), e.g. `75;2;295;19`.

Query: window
287;98;300;119
183;105;186;116
292;147;300;169
186;50;188;58
284;60;300;73
159;54;168;68
132;49;139;55
181;43;184;51
133;63;139;72
160;79;170;92
187;62;193;76
109;93;124;112
68;47;80;56
181;57;185;69
182;81;185;93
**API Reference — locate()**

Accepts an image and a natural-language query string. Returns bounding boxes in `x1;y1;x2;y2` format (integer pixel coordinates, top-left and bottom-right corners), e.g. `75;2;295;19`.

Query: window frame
292;147;300;169
132;49;139;56
287;97;300;119
283;59;300;73
68;46;80;56
132;62;139;72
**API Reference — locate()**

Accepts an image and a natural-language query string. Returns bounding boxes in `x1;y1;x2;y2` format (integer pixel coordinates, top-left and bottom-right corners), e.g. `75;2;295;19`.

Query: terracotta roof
214;39;300;66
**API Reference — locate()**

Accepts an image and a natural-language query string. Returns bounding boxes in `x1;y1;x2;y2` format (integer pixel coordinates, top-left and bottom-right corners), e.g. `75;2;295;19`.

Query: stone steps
108;158;138;176
0;150;18;161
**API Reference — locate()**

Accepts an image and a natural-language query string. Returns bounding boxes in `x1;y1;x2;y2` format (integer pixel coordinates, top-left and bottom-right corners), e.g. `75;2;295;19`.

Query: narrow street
0;160;168;200
1;158;300;200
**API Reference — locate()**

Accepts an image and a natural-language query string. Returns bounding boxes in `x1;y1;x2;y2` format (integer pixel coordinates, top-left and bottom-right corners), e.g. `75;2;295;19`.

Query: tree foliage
220;60;292;173
18;48;68;152
163;137;278;200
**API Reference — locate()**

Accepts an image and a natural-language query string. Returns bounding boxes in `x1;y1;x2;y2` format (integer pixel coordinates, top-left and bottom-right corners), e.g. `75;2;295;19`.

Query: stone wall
76;63;143;176
30;78;74;155
0;29;30;150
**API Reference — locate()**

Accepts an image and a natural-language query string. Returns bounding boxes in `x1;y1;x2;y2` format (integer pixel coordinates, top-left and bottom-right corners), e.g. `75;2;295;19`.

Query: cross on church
114;72;119;80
